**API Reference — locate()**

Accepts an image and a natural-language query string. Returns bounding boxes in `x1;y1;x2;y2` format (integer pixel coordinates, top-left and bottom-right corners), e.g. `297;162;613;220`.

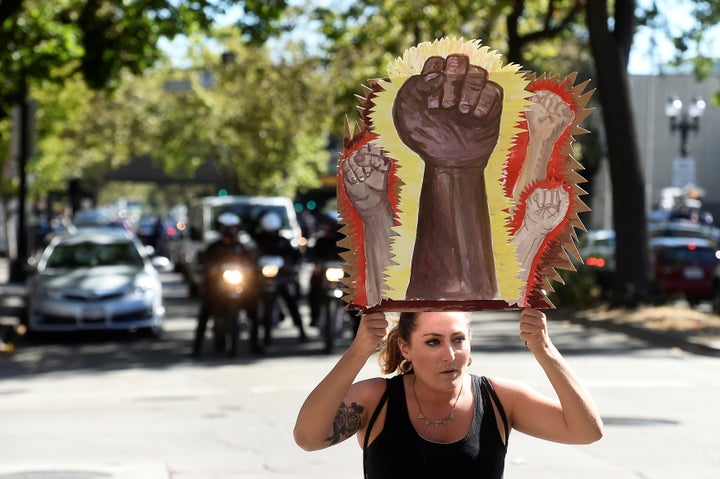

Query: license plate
683;266;704;280
83;307;106;319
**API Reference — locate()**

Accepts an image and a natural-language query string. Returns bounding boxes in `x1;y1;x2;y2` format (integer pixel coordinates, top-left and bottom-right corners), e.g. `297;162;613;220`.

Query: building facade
587;73;720;230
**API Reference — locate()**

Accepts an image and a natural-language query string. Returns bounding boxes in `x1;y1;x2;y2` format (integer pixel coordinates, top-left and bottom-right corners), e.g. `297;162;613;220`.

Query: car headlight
134;276;157;294
325;267;344;283
37;286;63;300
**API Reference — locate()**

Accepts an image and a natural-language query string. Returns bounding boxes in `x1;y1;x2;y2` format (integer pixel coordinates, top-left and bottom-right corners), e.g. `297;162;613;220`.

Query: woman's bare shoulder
351;377;393;446
483;376;536;401
349;376;389;403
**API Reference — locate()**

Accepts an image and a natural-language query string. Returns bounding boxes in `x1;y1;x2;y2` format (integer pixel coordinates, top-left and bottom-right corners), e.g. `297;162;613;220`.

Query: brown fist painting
337;38;594;312
392;54;504;300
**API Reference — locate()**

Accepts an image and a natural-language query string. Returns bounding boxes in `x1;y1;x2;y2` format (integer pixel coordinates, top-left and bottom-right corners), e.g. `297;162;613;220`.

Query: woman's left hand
519;308;551;354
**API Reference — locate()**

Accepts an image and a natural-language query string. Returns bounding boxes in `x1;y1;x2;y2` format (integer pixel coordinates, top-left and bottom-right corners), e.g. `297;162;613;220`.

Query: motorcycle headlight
262;264;280;278
222;269;244;285
325;267;344;283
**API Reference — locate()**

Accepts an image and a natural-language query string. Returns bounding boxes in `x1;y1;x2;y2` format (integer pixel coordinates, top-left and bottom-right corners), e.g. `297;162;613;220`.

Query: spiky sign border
337;38;593;312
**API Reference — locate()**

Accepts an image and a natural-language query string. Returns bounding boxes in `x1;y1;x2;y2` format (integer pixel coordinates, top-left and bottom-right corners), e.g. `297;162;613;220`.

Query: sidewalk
562;305;720;356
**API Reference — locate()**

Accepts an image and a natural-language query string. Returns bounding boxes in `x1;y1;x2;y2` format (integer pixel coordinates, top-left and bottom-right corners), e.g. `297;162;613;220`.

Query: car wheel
140;325;163;339
712;283;720;315
18;307;28;327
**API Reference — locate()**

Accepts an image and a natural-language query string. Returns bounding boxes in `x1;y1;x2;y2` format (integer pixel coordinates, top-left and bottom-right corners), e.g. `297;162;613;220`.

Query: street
0;268;719;478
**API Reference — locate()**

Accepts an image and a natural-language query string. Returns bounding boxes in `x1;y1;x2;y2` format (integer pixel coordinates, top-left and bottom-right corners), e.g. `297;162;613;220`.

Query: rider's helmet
259;212;283;233
216;212;241;237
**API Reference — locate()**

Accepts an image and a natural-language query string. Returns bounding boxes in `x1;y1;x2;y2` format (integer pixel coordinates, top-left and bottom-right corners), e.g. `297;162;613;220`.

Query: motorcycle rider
192;212;262;357
307;214;343;326
256;211;308;342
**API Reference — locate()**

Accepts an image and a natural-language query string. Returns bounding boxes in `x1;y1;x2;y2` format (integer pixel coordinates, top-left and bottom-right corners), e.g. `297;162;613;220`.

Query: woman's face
400;312;471;389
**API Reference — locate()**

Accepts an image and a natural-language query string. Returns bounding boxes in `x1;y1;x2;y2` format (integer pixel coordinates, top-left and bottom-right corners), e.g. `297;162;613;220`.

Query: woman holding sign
293;309;602;477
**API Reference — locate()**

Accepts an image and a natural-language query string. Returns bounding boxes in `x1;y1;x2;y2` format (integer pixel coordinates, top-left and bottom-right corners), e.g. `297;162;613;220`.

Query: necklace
412;375;464;429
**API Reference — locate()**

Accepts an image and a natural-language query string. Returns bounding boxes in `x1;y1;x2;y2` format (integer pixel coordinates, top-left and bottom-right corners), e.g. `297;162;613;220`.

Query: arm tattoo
325;401;365;445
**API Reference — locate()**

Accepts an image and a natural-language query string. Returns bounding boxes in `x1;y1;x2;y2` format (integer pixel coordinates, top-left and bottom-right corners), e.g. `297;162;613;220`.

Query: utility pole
8;97;35;283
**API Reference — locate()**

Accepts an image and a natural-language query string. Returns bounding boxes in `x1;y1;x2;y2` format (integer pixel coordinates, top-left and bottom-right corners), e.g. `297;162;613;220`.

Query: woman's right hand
350;312;389;358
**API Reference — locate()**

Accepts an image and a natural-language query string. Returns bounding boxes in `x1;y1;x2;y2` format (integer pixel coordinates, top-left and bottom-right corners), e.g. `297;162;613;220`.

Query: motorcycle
258;255;289;343
210;262;252;356
310;260;356;354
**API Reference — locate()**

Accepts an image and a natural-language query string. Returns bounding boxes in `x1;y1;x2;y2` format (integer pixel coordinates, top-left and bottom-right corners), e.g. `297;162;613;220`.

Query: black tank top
363;374;508;479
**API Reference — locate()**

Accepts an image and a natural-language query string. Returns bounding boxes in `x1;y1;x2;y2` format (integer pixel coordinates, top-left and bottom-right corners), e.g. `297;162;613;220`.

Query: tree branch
520;0;584;44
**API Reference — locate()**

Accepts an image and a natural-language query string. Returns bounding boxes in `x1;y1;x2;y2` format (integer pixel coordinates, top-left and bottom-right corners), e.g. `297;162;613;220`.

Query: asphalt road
1;267;719;479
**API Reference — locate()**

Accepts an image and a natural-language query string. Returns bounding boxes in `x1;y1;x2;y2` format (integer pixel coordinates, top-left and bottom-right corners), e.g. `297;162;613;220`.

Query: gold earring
399;358;413;374
467;357;473;366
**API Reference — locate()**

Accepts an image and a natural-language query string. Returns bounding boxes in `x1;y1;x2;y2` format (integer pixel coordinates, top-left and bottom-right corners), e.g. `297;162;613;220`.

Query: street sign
672;156;696;187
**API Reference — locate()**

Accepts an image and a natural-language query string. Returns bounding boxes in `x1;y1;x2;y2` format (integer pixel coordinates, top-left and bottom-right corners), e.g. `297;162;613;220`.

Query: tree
148;33;334;196
26;30;332;200
586;1;651;305
0;0;294;280
0;0;294;114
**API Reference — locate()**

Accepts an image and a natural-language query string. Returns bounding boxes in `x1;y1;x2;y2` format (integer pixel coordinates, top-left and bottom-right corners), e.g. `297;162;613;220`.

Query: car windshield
649;224;720;244
588;237;615;248
655;247;720;266
45;241;144;268
210;204;290;231
579;232;615;251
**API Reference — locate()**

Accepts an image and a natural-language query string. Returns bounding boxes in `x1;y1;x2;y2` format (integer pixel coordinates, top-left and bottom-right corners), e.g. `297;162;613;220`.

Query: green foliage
0;0;81;116
634;0;720;78
189;31;332;196
547;267;606;309
0;0;252;120
240;0;291;44
313;1;590;132
314;0;509;130
24;27;332;199
28;69;166;194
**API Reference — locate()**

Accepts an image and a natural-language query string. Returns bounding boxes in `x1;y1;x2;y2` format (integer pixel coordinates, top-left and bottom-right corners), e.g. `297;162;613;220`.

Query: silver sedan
25;228;168;336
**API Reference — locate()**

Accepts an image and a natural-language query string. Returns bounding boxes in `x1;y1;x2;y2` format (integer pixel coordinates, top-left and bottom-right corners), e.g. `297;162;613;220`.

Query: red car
651;237;720;304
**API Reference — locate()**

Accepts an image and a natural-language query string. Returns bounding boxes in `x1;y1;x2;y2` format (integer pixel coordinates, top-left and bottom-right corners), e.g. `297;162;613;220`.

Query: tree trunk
586;1;651;306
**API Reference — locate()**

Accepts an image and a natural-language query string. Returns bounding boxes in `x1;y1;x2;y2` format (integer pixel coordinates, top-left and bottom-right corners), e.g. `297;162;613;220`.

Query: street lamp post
664;95;705;190
665;95;706;157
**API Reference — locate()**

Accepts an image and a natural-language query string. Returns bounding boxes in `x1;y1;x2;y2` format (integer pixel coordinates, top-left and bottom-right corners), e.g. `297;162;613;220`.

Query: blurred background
1;0;720;310
2;4;720;478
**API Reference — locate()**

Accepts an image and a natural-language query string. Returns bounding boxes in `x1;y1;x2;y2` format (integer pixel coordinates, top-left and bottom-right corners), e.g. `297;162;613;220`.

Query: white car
25;228;168;336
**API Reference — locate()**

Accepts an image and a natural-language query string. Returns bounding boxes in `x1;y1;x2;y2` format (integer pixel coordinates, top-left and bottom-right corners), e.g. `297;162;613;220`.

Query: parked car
577;229;616;294
651;237;720;304
648;221;720;247
713;263;720;314
24;228;170;336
